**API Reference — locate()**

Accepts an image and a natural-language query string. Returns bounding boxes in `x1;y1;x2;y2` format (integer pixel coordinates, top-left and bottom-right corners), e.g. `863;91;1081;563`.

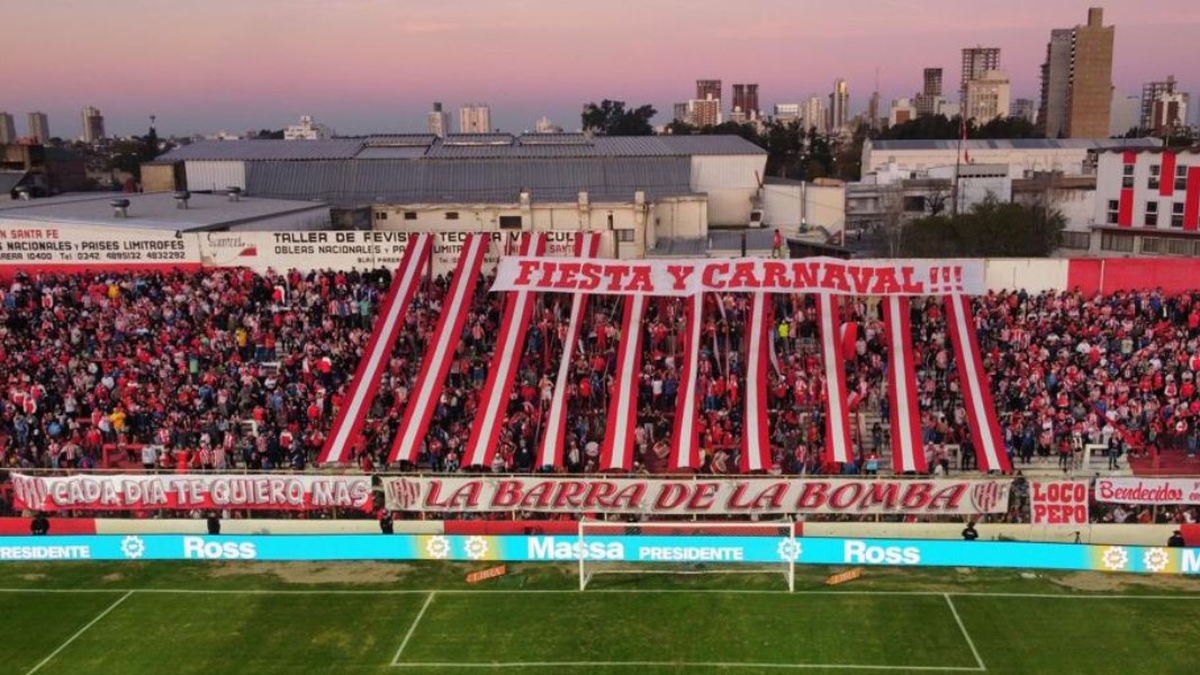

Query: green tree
900;196;1065;257
581;100;656;135
762;119;803;179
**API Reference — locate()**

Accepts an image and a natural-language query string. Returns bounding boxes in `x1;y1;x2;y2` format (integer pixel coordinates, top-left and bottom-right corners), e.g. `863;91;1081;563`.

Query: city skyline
5;0;1199;137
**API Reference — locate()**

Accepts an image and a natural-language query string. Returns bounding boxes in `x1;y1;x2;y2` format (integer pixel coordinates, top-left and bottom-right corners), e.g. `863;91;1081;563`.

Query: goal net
577;519;798;592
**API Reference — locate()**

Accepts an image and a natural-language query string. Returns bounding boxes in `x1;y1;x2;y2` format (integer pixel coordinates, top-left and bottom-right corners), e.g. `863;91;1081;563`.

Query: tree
254;129;285;139
900;196;1065;257
762;120;803;179
581;100;656;135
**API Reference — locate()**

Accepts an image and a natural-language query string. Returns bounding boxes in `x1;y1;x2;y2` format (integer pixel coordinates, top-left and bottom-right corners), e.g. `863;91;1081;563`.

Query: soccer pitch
2;562;1199;674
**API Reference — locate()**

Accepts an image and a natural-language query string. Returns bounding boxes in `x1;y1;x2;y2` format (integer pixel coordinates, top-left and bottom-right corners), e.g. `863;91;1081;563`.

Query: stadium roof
0;192;330;232
242;157;694;205
157;133;766;163
868;138;1163;151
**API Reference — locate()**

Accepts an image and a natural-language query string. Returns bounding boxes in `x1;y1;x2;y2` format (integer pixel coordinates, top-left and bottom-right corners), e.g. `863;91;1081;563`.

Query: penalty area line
25;590;134;675
390;592;436;666
944;594;987;671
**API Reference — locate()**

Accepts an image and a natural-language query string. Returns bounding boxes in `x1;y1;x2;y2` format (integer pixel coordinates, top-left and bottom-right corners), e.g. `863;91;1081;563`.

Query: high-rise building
696;79;722;103
804;95;827;133
427;102;451;138
1037;30;1073;138
829;78;849;130
687;97;721;127
1010;98;1037;124
459;104;492;133
0;112;15;144
915;68;944;117
773;103;801;124
964;70;1010;122
1149;92;1188;136
81;106;105;143
868;92;882;131
27;112;49;143
732;83;760;120
1141;77;1180;131
673;103;690;124
1037;7;1114;138
960;47;1001;102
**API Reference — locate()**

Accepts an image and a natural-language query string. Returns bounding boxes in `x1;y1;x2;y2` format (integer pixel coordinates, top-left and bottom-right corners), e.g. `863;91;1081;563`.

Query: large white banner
0;221;200;267
1093;478;1200;505
199;230;586;275
11;474;373;512
492;256;985;296
382;476;1011;515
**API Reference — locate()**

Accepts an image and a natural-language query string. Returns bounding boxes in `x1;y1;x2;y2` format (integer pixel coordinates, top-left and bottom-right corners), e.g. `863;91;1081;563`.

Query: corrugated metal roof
354;146;428;160
424;144;601;159
655;135;768;156
361;134;437;147
160;134;767;162
244;157;693;206
870;138;1163;151
518;133;590;145
441;133;513;146
158;139;364;161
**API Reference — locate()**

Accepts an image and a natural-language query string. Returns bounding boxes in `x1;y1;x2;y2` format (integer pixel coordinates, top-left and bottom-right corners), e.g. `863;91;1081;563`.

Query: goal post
577;519;797;592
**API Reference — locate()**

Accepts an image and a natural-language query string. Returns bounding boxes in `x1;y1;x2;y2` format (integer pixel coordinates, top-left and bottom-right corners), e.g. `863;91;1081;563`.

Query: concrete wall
691;155;765;226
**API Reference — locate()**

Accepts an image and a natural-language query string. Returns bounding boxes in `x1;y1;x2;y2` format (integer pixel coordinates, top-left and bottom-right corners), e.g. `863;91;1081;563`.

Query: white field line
1;588;1199;599
390;592;436;666
944;594;987;671
25;590;133;675
390;662;982;671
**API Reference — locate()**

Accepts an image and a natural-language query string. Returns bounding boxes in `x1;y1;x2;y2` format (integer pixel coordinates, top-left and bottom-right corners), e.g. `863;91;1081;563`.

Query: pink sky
7;0;1199;136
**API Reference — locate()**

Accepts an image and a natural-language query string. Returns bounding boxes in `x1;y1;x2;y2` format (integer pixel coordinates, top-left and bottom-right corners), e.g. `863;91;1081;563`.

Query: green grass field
2;561;1199;674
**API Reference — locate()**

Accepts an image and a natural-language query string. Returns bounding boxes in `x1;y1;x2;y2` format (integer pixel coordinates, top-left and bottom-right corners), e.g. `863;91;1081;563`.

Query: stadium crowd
1;268;1199;485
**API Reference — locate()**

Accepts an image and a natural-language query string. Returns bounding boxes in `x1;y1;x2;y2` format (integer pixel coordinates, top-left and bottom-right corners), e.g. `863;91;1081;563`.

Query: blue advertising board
1;534;1196;576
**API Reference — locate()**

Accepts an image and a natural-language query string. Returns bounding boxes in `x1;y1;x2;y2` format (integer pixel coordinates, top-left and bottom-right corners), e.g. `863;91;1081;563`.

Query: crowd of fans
2;268;1199;486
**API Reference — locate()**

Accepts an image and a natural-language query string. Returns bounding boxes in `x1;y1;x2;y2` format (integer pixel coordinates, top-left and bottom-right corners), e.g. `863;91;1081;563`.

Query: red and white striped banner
944;295;1011;473
742;292;772;472
884;297;927;473
599;295;647;471
317;233;432;465
462;233;547;468
669;292;705;471
536;232;603;468
388;234;489;464
818;294;853;464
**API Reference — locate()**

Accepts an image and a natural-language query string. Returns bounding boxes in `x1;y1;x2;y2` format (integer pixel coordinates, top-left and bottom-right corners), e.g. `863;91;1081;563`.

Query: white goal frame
577;519;797;592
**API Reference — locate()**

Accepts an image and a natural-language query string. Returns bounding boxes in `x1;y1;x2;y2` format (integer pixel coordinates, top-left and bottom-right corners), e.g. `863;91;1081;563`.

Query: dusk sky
7;0;1200;137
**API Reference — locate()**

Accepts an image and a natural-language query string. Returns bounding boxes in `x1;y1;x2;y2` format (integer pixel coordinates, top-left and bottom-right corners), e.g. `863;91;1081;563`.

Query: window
1172;202;1185;229
1106;199;1119;225
403;211;417;220
1177;164;1188;191
373;211;388;221
1149;164;1160;190
1141;237;1164;254
1145;202;1158;227
1168;238;1191;256
1122;164;1135;189
1101;233;1135;252
498;215;522;230
903;195;926;212
1060;231;1090;249
445;211;459;221
615;230;635;242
